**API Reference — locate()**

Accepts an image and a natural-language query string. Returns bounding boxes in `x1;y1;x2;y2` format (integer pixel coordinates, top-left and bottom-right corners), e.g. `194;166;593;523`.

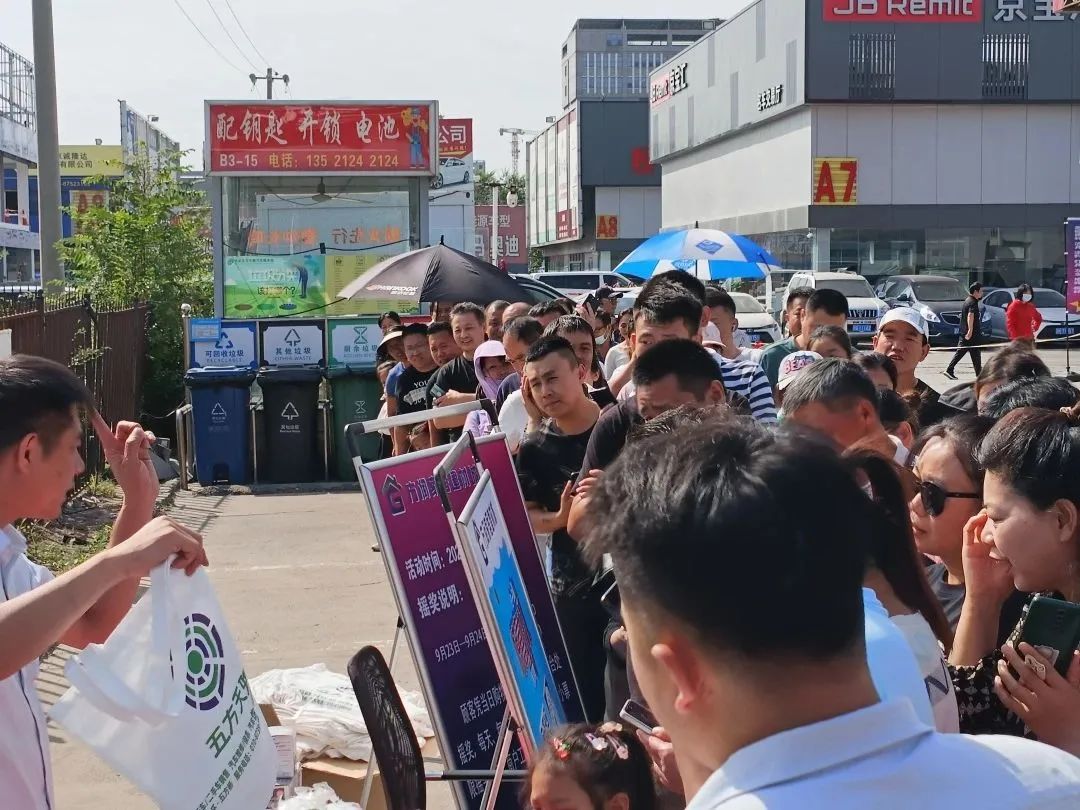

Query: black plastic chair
348;646;426;810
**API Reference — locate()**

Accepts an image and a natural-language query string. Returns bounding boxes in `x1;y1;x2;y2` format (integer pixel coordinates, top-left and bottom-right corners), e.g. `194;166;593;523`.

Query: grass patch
82;473;119;500
23;522;111;575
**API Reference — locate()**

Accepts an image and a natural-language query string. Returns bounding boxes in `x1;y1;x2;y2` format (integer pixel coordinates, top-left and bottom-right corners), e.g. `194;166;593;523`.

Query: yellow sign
596;215;620;240
31;145;124;178
813;158;858;206
324;255;419;317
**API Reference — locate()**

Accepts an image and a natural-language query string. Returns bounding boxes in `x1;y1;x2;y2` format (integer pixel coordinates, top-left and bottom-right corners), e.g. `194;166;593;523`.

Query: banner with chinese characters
473;205;527;271
324;255;420;317
206;101;437;176
224;255;327;318
358;437;584;810
452;470;566;752
1066;218;1080;313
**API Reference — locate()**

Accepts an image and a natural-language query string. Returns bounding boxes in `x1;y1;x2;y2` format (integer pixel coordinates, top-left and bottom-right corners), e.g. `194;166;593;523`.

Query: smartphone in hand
620;700;659;735
1018;595;1080;678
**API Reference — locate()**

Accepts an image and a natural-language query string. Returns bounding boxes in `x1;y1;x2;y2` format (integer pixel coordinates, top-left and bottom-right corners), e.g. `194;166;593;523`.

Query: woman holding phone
949;405;1080;753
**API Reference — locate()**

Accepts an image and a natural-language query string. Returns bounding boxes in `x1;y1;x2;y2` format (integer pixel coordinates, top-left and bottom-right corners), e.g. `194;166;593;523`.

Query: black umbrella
337;241;532;305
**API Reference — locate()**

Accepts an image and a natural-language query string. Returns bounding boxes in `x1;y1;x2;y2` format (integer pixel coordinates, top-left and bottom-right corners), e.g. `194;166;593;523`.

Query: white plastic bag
50;562;276;810
251;664;433;761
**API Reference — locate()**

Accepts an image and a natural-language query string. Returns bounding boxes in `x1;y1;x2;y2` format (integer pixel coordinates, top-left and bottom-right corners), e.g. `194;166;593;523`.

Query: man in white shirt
579;415;1080;809
0;355;207;810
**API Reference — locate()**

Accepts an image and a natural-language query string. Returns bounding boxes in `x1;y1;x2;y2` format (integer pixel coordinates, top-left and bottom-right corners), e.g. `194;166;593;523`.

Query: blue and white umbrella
615;228;778;281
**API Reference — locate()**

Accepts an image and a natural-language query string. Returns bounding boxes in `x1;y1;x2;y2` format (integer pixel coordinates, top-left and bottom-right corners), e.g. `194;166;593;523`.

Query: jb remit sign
824;0;982;20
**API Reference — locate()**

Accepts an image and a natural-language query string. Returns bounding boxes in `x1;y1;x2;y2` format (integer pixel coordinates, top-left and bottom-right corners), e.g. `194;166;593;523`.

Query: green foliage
23;522;111;575
59;152;213;418
473;169;526;206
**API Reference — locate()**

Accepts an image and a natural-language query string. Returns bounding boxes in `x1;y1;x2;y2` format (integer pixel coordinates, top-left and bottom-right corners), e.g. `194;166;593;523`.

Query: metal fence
0;292;148;485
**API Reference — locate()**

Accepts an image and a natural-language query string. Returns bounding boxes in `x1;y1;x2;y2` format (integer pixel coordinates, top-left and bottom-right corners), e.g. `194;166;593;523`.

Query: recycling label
191;321;257;368
279;401;302;434
328;318;381;369
259;320;325;367
211;402;228;422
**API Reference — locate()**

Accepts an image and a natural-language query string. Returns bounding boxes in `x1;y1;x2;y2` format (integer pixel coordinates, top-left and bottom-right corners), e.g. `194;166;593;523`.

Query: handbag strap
61;559;187;725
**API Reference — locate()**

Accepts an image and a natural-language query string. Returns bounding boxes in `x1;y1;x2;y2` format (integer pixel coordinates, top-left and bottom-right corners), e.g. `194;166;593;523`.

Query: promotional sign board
433;118;475;197
358;436;583;810
1066;218;1080;313
453;470;566;751
224;255;327;318
328;318;382;369
473;205;526;269
322;255;420;317
823;0;982;21
206;101;438;176
813;158;859;206
259;320;325;367
190;321;258;368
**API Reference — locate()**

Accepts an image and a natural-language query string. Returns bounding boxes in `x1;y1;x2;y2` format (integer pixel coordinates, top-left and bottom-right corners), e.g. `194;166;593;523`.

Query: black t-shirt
578;399;642;479
425;355;479;442
914;378;964;429
395;366;438;415
516;418;596;596
961;296;982;339
926;562;1029;648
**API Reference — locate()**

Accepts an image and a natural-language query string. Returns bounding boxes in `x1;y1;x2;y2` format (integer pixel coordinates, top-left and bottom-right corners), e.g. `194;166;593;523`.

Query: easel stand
479;709;520;810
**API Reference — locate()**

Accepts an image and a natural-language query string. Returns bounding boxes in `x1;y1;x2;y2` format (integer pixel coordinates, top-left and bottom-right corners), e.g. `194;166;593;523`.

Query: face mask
1021;293;1033;303
595;334;608;346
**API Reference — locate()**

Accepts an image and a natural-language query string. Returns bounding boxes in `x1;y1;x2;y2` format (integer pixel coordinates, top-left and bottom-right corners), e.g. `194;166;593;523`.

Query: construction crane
499;127;537;175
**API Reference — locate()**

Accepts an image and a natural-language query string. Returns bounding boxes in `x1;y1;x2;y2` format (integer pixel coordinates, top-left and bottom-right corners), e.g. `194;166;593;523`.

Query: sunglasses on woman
918;480;980;517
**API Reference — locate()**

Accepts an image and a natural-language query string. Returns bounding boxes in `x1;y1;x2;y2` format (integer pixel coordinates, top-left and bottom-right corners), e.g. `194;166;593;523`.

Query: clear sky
6;0;747;173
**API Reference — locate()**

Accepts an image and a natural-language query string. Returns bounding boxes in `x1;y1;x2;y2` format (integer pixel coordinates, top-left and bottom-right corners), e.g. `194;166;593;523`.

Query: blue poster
456;470;565;750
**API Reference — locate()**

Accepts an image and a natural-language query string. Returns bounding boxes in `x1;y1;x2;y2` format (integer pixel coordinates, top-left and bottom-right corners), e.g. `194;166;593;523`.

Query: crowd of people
370;270;1080;806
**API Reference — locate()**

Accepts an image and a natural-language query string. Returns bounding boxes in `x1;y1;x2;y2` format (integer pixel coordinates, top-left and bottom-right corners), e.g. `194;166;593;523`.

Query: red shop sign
205;101;437;175
823;0;982;22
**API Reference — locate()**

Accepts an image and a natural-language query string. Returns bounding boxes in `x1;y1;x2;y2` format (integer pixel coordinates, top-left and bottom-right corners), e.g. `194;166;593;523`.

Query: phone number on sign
216;151;402;170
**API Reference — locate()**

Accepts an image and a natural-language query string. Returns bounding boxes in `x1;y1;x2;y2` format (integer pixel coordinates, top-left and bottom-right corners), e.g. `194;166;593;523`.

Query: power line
172;0;243;72
223;0;271;67
203;0;258;71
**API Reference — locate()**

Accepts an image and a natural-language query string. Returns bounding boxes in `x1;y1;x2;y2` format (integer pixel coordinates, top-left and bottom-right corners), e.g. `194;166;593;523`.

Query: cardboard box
301;758;387;810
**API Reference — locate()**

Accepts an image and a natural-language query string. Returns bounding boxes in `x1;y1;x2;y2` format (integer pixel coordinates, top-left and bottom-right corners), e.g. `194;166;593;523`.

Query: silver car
981;287;1080;341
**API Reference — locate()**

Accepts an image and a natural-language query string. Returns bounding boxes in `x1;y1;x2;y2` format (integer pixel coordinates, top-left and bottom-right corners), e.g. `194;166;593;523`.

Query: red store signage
205;101;437;175
824;0;983;21
437;118;473;160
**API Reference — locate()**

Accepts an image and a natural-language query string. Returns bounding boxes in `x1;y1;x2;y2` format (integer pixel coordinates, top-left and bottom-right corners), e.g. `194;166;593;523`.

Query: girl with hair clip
527;723;657;810
948;404;1080;754
846;449;960;732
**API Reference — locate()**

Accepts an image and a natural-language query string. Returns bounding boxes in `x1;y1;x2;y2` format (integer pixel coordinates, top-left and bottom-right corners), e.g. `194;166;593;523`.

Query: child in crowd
527;723;656;810
409;421;432;451
808;325;853;359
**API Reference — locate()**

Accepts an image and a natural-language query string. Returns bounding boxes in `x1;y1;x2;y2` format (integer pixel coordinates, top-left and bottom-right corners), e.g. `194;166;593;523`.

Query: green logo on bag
184;613;226;711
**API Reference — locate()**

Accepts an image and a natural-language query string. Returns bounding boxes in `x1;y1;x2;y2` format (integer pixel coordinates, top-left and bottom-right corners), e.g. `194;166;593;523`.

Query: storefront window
745;226;1066;293
221;175;415;259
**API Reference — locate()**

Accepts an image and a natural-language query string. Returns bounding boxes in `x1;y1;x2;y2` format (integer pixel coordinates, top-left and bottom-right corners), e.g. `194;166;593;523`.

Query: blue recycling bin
184;366;256;485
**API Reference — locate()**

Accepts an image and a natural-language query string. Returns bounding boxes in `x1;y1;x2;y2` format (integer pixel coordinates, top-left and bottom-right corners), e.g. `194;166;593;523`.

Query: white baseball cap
877;307;929;340
777;350;823;391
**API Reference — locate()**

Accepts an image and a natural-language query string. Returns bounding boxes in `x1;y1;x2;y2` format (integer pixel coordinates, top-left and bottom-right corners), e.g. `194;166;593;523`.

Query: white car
528;271;635;298
431;157;470;189
786;270;889;341
729;292;783;345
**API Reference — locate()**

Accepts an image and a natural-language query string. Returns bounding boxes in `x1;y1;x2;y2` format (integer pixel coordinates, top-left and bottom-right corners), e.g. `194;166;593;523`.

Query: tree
473;168;525;206
59;152;213;422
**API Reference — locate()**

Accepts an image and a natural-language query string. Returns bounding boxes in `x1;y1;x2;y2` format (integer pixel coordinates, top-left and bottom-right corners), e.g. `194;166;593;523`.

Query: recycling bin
184;366;256;485
327;367;384;480
257;366;323;484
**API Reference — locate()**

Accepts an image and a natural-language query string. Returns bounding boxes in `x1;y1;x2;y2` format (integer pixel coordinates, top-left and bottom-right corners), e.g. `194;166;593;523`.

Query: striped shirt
618;348;777;423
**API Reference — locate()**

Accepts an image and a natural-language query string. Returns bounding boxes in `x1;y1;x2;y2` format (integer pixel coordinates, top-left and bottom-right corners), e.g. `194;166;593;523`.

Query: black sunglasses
918;480;980;517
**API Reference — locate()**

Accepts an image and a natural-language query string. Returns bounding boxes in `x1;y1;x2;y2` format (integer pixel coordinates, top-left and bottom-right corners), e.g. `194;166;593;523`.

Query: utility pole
32;0;63;286
498;128;537;175
249;69;290;100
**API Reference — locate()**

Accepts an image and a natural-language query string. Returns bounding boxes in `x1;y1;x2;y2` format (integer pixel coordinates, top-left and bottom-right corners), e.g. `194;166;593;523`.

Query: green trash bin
328;366;384;480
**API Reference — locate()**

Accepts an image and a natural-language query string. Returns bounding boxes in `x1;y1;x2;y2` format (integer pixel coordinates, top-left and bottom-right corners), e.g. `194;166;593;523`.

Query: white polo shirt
686;699;1080;809
0;525;55;810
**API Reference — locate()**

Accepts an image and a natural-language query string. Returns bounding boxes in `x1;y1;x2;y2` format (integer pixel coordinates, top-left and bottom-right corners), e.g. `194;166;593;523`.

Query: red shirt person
1005;284;1043;343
